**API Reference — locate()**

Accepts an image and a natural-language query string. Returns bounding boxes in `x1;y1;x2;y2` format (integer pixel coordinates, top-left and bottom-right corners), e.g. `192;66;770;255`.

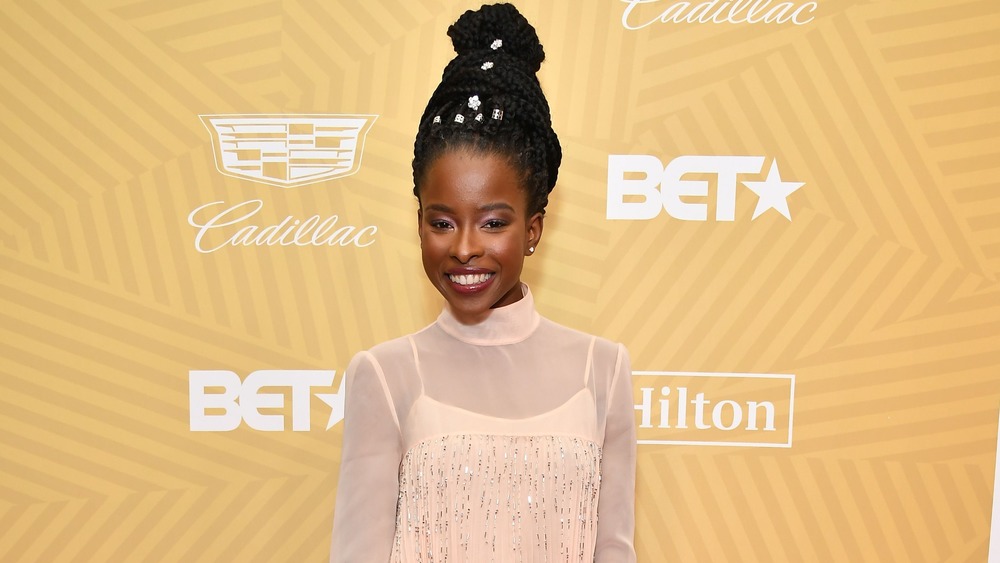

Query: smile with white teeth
448;272;494;286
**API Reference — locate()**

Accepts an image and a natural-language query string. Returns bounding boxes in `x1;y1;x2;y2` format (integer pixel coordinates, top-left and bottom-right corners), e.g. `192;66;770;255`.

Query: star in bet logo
741;160;805;220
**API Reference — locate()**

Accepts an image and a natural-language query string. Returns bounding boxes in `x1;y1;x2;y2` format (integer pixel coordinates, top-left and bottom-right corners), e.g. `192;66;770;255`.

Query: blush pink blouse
331;285;636;562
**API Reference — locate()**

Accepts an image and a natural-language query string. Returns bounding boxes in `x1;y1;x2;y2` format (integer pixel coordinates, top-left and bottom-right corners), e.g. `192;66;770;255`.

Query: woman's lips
446;271;495;293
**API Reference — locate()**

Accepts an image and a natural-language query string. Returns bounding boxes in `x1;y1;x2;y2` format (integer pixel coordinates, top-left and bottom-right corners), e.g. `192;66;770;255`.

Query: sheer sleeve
330;351;402;563
595;343;637;562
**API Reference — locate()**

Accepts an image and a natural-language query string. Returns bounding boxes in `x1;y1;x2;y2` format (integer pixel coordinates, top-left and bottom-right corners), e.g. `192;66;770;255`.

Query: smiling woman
418;150;542;324
329;4;636;562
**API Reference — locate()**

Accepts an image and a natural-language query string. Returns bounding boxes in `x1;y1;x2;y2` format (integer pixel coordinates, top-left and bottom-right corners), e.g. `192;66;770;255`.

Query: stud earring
528;246;535;253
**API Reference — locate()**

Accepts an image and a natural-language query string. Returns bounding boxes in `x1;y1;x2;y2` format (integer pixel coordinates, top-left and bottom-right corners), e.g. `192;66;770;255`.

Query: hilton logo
633;371;795;447
200;114;377;188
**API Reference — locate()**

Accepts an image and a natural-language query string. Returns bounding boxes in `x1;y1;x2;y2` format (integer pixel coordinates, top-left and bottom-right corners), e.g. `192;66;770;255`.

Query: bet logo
607;155;804;221
189;370;344;431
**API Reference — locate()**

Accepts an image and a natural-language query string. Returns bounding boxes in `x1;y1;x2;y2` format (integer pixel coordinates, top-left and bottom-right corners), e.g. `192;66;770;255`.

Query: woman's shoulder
347;323;432;373
351;334;415;367
536;316;627;360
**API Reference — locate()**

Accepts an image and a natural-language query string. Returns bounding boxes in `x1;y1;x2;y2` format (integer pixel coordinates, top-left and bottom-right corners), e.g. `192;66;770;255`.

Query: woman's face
418;149;543;325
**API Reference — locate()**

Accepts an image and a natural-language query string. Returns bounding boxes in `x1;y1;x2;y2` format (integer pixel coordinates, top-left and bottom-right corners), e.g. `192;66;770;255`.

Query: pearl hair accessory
468;95;481;110
481;61;494;70
490;39;502;50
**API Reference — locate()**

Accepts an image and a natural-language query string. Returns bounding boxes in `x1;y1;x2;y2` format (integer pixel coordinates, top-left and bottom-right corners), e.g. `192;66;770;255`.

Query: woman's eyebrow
424;202;514;213
424;203;454;213
479;202;515;212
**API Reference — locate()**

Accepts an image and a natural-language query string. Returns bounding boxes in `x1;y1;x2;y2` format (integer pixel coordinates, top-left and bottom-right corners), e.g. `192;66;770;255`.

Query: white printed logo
607;155;804;221
189;370;344;431
633;371;795;447
201;114;377;188
621;0;818;28
187;199;378;253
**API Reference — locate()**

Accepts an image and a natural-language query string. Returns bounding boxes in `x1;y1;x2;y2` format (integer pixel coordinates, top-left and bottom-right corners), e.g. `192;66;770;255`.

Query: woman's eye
430;220;453;229
483;219;507;229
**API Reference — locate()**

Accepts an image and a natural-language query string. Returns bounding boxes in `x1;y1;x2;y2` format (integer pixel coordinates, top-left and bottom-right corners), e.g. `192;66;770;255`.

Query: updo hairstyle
412;3;562;216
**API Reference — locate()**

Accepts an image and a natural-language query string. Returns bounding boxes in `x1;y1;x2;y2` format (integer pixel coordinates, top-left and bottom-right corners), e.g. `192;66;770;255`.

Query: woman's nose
451;228;483;263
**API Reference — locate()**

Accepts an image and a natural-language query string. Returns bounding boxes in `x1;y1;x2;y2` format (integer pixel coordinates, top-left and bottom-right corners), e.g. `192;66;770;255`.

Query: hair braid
412;3;561;216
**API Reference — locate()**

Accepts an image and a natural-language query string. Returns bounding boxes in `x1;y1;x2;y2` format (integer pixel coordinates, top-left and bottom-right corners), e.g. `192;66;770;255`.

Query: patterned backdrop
1;0;998;561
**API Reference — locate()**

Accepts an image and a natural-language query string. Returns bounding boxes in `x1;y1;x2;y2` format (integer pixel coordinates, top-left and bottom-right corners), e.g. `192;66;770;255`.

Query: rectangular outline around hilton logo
200;114;377;188
633;371;795;448
989;405;999;563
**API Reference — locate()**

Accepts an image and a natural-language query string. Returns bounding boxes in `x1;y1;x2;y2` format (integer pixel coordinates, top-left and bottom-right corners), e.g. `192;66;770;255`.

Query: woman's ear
526;212;544;255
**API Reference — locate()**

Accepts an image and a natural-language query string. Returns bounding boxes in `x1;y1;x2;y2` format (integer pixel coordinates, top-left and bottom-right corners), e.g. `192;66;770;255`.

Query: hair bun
448;3;545;72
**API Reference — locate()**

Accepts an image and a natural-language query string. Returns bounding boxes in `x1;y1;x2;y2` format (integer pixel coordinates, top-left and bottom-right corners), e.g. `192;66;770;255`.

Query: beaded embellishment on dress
392;434;601;563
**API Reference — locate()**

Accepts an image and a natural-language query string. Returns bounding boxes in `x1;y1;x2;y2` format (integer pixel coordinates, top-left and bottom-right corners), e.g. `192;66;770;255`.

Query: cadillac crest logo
200;114;377;188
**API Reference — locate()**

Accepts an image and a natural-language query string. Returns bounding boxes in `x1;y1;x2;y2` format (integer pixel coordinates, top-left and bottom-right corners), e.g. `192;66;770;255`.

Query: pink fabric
332;286;636;562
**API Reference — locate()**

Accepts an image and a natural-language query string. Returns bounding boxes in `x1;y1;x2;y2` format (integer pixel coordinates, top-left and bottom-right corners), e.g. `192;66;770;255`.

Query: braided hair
412;3;562;216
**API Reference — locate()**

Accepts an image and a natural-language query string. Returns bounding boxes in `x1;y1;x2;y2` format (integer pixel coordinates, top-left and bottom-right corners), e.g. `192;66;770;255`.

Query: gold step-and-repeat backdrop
2;0;998;561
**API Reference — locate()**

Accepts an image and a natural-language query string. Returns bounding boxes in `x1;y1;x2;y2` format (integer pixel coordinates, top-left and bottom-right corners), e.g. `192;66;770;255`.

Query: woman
331;4;636;562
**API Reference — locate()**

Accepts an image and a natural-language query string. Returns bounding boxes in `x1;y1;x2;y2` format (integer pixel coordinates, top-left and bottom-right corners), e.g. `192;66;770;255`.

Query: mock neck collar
436;284;541;346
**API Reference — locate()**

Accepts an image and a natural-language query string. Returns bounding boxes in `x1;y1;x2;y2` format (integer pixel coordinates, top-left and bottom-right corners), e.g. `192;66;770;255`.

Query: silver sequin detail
391;434;601;562
454;114;464;124
432;116;441;124
475;114;484;122
492;109;503;121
